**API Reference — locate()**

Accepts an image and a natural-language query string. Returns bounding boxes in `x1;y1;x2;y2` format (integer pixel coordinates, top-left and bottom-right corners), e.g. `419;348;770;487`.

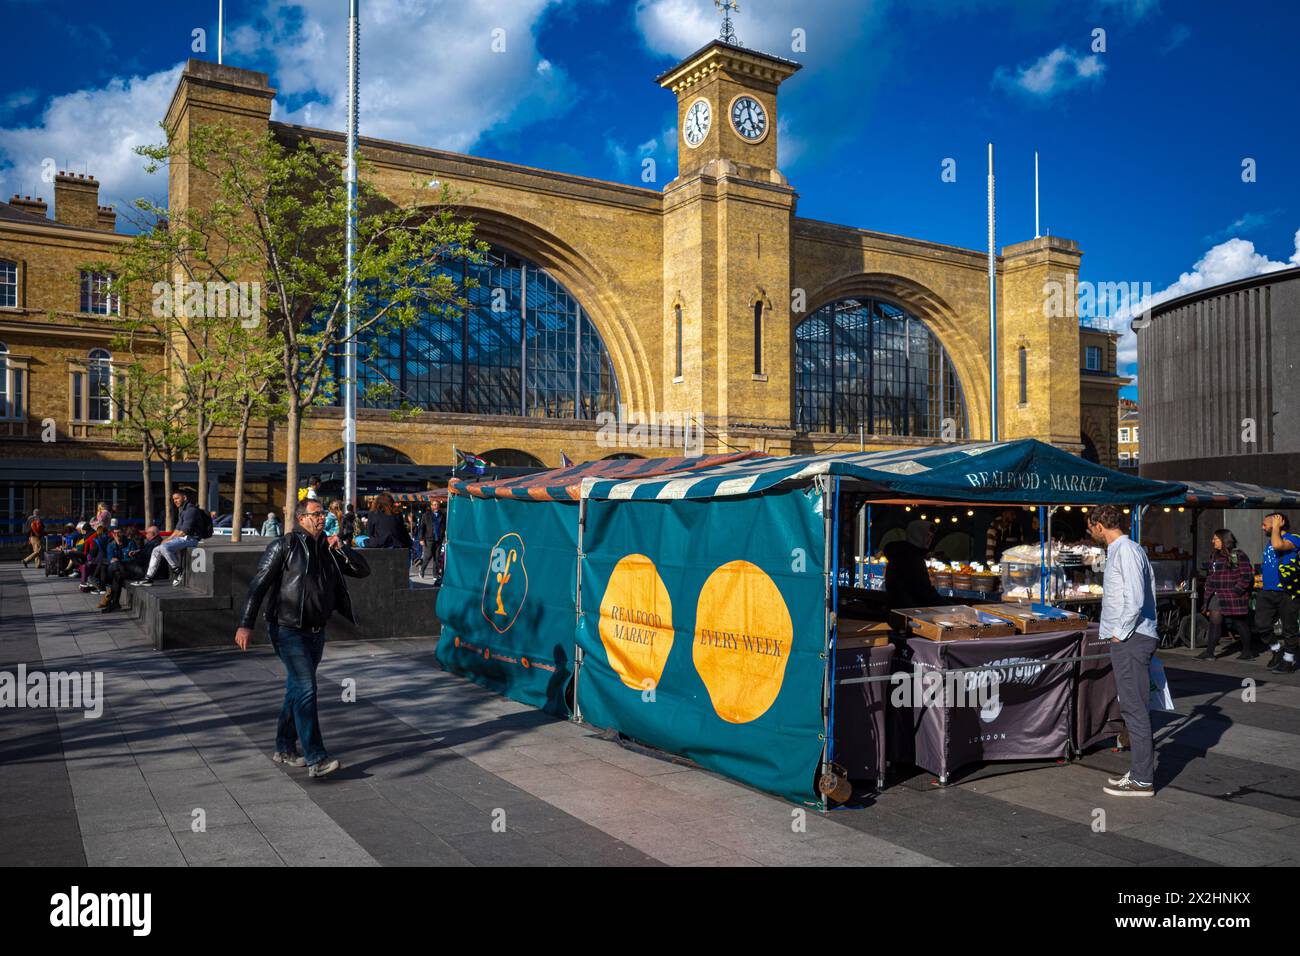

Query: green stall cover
435;452;767;716
583;439;1185;505
436;495;578;717
576;487;828;803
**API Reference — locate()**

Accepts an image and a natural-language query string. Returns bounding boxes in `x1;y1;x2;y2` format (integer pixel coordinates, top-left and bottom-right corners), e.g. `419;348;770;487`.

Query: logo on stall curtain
481;533;528;633
598;554;674;690
693;560;793;724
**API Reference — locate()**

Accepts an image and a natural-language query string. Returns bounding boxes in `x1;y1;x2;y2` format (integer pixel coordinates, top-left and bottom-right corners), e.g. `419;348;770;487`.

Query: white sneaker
308;758;341;779
1107;771;1130;787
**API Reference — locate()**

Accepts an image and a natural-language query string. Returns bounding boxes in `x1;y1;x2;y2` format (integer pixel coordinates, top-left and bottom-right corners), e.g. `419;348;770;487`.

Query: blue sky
3;0;1298;399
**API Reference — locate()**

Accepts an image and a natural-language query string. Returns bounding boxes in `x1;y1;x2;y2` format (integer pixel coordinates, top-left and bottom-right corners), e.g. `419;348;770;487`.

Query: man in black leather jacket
234;498;370;779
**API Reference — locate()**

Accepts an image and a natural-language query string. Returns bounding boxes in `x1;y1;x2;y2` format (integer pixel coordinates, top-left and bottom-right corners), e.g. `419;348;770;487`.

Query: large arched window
320;444;415;465
340;243;619;420
795;298;966;437
481;448;544;468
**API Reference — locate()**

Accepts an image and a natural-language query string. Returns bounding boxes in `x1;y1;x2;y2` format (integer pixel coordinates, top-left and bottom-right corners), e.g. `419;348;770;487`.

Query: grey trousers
1109;633;1160;784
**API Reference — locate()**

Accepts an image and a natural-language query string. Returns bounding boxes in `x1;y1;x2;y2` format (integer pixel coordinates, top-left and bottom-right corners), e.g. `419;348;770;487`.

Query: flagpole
987;142;998;443
218;0;223;64
343;0;360;510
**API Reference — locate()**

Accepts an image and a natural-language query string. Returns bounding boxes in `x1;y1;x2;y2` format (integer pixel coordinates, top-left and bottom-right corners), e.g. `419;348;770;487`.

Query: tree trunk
163;458;174;531
140;436;153;530
232;413;250;544
284;403;301;525
197;418;209;517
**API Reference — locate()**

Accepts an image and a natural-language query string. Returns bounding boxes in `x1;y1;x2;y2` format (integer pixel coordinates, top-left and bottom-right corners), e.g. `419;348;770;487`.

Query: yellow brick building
0;44;1125;527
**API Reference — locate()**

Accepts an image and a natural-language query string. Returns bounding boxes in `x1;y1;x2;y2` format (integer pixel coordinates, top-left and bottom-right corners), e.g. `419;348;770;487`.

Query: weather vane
715;0;740;46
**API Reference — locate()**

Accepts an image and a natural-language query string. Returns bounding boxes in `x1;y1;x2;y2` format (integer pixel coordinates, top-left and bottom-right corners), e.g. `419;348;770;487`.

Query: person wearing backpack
132;491;209;587
19;509;45;568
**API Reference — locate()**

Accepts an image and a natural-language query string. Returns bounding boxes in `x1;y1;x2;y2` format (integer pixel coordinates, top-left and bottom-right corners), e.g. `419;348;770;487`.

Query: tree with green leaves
132;121;484;522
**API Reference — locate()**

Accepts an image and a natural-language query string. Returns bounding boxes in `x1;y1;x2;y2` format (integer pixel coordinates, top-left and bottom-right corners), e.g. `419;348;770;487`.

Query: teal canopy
582;439;1185;505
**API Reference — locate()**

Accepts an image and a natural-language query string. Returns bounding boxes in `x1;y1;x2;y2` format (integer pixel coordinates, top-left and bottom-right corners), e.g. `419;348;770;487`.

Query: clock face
683;98;711;148
730;95;768;142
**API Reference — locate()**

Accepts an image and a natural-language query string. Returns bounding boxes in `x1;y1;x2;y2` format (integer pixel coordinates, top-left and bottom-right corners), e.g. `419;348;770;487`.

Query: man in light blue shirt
1089;504;1159;797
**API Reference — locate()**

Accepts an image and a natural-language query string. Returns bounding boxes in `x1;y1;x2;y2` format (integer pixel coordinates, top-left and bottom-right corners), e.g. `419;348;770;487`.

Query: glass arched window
795;298;965;437
481;448;544;468
87;348;113;422
340;243;619;420
320;444;415;465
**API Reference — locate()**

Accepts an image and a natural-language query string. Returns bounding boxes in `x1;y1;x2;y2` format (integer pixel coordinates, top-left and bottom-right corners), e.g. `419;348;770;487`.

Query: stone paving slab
5;566;1300;867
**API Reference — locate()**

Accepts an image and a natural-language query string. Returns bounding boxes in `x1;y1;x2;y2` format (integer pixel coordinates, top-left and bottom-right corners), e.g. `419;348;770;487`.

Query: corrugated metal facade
1139;268;1300;485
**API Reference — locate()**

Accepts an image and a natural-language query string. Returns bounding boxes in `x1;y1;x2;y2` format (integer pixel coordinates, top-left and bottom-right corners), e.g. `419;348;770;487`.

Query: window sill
752;373;768;382
672;376;684;384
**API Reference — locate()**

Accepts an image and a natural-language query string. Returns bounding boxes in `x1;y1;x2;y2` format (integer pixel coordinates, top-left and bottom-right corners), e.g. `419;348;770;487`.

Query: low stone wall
125;539;440;650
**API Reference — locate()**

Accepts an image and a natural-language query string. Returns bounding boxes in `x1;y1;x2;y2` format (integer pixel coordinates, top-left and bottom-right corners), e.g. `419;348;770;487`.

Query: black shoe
1194;650;1215;661
1273;658;1300;675
1267;649;1283;668
1237;651;1259;661
100;604;120;613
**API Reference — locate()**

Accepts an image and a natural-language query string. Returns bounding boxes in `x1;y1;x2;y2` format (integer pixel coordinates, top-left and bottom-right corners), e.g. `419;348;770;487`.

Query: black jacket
364;511;412;550
239;528;371;631
883;540;946;611
417;509;444;543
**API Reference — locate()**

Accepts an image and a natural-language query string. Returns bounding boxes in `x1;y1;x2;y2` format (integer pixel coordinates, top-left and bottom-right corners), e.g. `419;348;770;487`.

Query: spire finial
715;0;740;46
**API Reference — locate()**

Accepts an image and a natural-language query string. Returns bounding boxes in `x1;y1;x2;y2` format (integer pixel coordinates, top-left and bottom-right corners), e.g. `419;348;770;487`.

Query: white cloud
238;0;576;152
0;0;574;212
1117;230;1300;371
994;46;1106;99
0;65;183;215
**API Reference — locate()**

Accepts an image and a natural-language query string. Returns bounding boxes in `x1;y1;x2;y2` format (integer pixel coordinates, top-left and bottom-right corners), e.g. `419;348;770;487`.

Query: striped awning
1175;481;1300;509
390;489;449;503
582;439;1185;505
450;451;767;501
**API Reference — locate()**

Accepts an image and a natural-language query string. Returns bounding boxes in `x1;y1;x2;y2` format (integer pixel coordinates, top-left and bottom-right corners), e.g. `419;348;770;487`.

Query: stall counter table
886;628;1086;783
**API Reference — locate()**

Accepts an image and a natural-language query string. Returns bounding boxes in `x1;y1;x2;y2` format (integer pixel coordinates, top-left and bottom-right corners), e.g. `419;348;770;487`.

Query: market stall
433;452;764;716
576;439;1185;805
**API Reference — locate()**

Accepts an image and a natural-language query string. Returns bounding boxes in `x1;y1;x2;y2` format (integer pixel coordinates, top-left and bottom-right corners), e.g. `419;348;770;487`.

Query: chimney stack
8;194;49;219
53;171;101;230
97;204;117;232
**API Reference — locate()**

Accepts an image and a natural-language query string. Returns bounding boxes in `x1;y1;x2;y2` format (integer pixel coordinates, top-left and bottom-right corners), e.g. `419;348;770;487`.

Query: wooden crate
978;603;1087;634
889;606;1016;641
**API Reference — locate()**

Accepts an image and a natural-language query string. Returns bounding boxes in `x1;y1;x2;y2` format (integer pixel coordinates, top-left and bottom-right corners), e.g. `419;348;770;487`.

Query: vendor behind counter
883;518;949;610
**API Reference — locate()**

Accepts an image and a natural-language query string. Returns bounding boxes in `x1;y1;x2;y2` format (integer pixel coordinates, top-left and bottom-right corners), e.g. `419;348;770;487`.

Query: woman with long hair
364;493;413;550
1198;529;1256;660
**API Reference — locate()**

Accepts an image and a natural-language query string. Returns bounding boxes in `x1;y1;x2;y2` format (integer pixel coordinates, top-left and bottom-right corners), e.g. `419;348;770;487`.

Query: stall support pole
818;476;839;812
867;505;873;584
1189;508;1200;649
1046;505;1055;604
572;496;587;724
855;501;866;587
1038;505;1047;604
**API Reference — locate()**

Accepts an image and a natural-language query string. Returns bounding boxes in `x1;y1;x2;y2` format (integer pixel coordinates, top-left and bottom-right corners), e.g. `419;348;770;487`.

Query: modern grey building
1139;266;1300;487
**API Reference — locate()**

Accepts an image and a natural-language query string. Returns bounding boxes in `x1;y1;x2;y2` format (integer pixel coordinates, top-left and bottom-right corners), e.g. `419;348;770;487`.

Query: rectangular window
1119;427;1130;442
1132;426;1139;442
0;260;16;308
674;305;683;379
80;271;118;315
1084;346;1102;371
1017;346;1027;404
753;301;763;375
72;371;84;420
1119;452;1130;461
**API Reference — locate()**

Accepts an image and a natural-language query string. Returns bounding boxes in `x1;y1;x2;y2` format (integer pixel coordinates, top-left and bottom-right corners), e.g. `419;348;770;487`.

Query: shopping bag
1148;655;1176;713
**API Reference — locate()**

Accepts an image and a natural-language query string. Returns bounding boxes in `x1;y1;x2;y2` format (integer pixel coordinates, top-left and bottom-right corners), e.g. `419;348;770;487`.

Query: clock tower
658;39;801;185
657;36;802;439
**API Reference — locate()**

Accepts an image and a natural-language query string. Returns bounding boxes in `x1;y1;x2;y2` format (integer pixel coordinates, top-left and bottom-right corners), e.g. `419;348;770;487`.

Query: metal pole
1189;508;1200;649
218;0;223;64
343;0;360;511
574;494;586;722
987;143;999;442
1034;150;1040;239
855;501;865;587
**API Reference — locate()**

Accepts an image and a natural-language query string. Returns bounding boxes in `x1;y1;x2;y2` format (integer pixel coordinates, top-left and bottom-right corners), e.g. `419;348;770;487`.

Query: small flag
560;452;573;468
454;446;487;475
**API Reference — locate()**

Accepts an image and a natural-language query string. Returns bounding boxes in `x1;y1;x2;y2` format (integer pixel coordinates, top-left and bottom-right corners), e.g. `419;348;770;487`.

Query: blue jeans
270;623;328;765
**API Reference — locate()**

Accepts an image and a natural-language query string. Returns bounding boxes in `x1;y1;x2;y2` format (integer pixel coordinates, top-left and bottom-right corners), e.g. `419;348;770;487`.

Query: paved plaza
3;565;1300;867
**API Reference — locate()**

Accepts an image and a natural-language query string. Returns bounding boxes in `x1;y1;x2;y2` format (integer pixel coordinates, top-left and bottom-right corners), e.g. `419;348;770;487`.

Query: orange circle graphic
598;554;674;691
693;560;793;724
